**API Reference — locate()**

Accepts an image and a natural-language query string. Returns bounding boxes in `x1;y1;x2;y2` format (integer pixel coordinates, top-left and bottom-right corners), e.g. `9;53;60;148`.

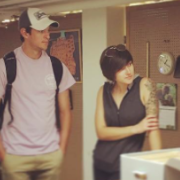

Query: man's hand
0;147;6;162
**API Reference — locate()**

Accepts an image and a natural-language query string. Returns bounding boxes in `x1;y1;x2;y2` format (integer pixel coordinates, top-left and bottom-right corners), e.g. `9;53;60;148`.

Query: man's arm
58;89;72;154
142;78;162;150
0;59;7;160
0;98;6;161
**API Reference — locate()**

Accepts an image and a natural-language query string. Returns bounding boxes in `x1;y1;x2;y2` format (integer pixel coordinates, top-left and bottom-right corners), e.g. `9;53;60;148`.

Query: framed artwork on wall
156;83;177;130
156;83;176;107
47;29;82;82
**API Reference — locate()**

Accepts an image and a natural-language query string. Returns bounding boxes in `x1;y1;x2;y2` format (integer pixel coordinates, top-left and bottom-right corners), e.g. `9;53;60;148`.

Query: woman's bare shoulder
140;77;155;91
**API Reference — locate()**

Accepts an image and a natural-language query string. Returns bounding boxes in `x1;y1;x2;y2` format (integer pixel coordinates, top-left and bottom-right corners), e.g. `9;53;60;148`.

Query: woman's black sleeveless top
93;76;146;173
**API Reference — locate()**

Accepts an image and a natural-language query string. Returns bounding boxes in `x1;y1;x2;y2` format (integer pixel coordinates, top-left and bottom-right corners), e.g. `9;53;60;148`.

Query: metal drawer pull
133;170;147;180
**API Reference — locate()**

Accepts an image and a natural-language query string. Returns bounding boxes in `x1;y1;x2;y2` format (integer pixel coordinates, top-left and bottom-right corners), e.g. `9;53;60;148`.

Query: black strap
50;56;63;129
50;56;63;87
4;52;17;84
0;51;16;129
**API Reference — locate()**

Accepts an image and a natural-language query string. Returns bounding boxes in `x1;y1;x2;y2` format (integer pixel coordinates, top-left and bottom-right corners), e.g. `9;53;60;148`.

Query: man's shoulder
0;58;5;71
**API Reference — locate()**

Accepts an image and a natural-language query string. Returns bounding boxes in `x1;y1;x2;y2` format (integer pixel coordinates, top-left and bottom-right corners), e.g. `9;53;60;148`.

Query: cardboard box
121;148;180;180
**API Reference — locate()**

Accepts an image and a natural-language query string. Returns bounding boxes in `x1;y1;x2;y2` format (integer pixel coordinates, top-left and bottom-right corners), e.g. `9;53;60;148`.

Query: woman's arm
140;78;162;150
95;86;159;141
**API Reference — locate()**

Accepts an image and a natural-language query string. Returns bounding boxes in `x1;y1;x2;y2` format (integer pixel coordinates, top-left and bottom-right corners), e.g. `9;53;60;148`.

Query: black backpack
0;51;63;129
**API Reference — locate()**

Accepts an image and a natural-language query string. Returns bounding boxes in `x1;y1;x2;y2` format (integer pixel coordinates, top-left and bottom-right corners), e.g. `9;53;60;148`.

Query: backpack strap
0;51;16;129
49;56;63;129
4;52;17;84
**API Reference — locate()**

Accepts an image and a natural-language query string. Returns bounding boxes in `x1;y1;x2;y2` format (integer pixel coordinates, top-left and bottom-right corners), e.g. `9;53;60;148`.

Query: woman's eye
127;62;132;67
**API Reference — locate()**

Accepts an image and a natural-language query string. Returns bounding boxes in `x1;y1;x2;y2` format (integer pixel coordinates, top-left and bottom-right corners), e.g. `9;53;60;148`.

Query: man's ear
20;28;30;40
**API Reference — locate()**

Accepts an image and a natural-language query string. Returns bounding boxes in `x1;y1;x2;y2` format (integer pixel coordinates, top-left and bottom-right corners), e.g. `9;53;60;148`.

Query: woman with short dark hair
93;44;162;180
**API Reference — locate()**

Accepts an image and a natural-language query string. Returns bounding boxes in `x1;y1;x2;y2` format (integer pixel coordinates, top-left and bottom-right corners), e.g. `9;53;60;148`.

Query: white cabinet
121;148;180;180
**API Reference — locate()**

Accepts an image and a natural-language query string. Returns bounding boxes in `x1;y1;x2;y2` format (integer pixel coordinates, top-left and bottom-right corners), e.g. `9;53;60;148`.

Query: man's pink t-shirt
0;47;75;155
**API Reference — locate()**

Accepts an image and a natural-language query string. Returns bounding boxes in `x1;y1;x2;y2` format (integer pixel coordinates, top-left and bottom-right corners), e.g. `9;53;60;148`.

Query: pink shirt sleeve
59;63;76;93
0;58;7;99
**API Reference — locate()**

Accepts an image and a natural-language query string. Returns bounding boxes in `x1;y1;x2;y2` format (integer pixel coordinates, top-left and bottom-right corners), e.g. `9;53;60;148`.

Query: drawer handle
133;170;147;180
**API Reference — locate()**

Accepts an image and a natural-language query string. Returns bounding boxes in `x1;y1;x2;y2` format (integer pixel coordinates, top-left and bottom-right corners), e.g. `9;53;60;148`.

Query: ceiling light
72;10;82;14
11;17;15;22
144;1;156;4
129;2;143;6
60;11;71;15
2;19;10;23
129;0;174;6
160;0;174;1
55;10;82;16
10;15;19;22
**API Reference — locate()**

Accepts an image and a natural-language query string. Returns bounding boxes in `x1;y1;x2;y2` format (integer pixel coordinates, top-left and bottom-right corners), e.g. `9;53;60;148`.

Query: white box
121;148;180;180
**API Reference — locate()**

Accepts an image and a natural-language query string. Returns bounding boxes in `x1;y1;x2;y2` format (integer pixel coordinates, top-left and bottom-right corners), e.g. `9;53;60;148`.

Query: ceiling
0;0;175;27
0;0;81;19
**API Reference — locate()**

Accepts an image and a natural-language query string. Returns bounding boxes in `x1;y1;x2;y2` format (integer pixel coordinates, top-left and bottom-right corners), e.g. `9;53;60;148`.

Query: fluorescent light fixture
72;10;82;14
11;18;15;22
129;0;174;6
160;0;174;1
129;2;143;6
55;9;82;16
2;19;10;23
144;1;156;4
60;11;71;15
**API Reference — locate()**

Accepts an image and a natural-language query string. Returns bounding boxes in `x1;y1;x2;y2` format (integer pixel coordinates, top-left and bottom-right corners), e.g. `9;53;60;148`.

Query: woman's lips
126;75;132;79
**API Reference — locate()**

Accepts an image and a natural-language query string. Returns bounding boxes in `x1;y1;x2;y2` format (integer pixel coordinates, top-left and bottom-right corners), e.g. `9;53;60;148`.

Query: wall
52;14;83;180
82;7;126;180
126;1;180;150
0;14;82;180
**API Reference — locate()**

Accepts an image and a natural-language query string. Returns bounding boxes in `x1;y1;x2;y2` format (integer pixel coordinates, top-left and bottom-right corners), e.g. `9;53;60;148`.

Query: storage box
121;148;180;180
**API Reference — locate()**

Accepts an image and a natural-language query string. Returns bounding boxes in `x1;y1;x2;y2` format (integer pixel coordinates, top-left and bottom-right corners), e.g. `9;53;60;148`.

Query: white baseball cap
18;8;59;30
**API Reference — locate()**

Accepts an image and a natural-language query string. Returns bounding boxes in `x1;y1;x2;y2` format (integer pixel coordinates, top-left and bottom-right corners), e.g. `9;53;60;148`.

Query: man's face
27;27;50;51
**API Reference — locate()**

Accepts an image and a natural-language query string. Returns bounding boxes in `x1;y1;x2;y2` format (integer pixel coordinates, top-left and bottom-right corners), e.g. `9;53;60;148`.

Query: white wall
82;8;107;180
82;7;126;180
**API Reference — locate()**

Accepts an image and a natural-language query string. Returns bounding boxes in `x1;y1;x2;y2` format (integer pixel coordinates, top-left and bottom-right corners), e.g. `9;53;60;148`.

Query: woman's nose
125;66;131;73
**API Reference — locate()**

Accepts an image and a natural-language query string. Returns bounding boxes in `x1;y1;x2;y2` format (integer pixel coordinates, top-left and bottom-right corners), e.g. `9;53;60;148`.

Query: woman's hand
134;115;159;134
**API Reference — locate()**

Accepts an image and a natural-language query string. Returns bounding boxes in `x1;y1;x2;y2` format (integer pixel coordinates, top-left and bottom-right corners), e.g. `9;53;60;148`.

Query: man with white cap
0;8;75;180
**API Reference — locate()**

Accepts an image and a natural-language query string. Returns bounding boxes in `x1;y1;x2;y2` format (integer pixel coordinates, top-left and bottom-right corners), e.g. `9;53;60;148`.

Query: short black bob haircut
100;44;133;81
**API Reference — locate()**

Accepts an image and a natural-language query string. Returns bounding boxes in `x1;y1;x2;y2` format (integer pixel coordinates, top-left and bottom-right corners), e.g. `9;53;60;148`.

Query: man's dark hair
20;27;32;42
100;45;133;81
